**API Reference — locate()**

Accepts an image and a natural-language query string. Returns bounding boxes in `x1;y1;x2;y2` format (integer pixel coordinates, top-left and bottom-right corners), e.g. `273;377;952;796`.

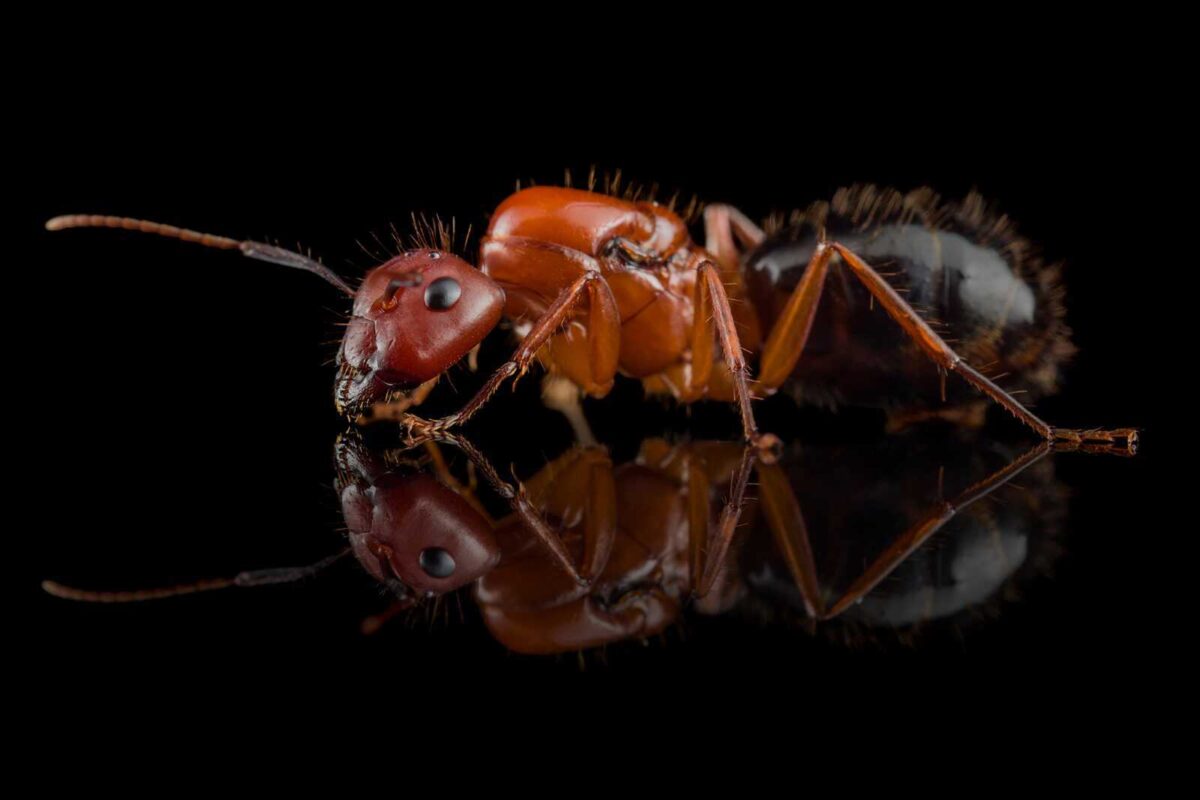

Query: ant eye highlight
424;277;461;311
418;547;456;578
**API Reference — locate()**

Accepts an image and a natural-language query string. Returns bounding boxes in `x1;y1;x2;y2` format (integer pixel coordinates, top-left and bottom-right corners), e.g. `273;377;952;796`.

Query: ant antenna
45;214;356;297
42;548;352;603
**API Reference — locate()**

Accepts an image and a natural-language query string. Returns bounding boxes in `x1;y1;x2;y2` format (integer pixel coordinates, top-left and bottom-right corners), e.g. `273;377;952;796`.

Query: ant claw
1053;427;1139;455
750;432;783;463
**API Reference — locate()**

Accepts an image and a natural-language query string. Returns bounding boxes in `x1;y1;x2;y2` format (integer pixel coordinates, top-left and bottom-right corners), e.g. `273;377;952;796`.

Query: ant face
335;250;505;416
341;473;501;595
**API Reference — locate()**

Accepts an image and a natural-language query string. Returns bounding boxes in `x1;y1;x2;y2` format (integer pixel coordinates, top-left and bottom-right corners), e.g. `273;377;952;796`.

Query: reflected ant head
336;435;500;597
335;249;505;417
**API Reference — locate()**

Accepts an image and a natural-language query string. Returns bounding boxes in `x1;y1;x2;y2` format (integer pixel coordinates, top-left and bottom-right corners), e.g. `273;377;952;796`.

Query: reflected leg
403;271;617;438
693;445;758;597
823;440;1053;619
432;433;590;585
753;460;825;619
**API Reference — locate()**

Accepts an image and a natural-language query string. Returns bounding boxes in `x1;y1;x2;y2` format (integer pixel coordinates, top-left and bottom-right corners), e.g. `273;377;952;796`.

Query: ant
45;177;1137;450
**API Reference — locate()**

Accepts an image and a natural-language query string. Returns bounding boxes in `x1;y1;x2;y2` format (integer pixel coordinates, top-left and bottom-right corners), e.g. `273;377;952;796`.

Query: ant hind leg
826;243;1136;450
751;239;1136;451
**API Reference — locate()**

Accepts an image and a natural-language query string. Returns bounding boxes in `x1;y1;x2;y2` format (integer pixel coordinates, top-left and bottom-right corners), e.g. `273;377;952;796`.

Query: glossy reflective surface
324;427;1076;654
26;140;1171;731
39;409;1137;666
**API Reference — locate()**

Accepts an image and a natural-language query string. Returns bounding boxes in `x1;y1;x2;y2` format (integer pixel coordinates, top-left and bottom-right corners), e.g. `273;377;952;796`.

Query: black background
16;41;1185;741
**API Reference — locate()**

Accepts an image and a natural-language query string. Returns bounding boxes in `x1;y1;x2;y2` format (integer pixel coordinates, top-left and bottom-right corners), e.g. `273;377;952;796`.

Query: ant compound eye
418;547;456;578
424;277;461;311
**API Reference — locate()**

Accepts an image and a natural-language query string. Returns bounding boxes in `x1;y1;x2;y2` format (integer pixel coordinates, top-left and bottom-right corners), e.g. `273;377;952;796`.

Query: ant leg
433;433;590;584
704;204;766;259
753;459;826;619
541;375;599;446
520;445;617;583
753;241;1136;448
43;548;351;603
885;402;989;433
704;204;766;349
822;440;1053;619
754;242;838;389
417;439;492;520
361;597;421;635
480;236;622;397
354;377;440;424
405;268;619;437
826;243;1136;447
693;444;757;597
689;257;774;449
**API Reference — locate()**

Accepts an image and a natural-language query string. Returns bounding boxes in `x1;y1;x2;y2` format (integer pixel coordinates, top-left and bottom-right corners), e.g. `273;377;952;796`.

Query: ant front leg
402;269;619;439
355;377;440;424
754;240;1137;449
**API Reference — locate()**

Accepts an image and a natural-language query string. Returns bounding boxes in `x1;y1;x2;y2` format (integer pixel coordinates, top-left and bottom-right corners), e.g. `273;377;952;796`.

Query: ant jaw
334;362;375;418
335;361;424;422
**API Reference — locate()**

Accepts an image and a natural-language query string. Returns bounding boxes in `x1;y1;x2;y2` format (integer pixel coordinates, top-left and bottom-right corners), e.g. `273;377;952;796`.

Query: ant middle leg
541;374;599;446
691;443;758;598
687;256;777;450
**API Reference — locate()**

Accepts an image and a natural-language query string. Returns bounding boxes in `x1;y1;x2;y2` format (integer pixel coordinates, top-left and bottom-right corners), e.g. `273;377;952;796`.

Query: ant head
335;249;505;416
341;471;501;595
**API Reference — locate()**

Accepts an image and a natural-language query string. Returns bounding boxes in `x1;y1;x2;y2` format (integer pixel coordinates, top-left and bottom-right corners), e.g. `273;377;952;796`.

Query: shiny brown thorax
481;186;714;396
480;185;1074;415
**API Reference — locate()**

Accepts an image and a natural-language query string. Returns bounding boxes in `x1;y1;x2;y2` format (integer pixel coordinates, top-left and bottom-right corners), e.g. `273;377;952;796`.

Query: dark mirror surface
21;119;1174;731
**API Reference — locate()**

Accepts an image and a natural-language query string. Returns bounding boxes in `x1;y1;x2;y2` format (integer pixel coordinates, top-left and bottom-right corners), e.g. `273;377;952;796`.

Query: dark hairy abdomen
742;186;1075;411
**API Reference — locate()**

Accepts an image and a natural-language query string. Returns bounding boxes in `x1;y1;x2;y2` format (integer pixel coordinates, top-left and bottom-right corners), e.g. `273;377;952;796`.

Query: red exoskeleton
45;180;1136;450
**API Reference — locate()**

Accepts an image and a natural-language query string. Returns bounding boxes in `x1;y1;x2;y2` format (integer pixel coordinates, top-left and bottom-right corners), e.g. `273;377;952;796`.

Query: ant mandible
45;178;1136;450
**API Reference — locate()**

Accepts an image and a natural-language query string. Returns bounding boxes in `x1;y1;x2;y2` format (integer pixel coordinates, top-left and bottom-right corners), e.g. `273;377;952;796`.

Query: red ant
45;179;1136;450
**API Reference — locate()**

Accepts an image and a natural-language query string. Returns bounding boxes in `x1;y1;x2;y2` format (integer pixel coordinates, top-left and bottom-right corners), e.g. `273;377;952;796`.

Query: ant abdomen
742;186;1074;414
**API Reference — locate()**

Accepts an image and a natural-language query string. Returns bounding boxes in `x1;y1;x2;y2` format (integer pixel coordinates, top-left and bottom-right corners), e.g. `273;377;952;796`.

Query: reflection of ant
46;181;1135;450
44;429;1088;655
